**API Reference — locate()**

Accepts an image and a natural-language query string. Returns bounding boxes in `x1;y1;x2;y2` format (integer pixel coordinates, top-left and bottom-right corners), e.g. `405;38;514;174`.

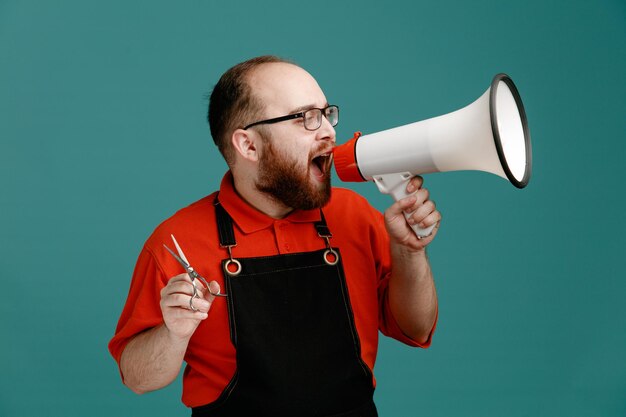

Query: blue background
1;1;625;416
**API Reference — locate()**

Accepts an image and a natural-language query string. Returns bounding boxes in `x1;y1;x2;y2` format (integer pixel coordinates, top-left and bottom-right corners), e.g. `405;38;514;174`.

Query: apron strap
314;210;340;266
214;196;242;275
214;196;237;247
314;210;331;238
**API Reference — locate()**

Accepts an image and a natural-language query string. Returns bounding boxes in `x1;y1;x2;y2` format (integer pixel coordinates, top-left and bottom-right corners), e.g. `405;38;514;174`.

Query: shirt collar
218;171;322;234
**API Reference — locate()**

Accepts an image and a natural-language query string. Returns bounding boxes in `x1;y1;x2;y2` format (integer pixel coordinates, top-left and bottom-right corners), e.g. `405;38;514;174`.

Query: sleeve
366;201;438;348
378;272;437;348
108;245;169;370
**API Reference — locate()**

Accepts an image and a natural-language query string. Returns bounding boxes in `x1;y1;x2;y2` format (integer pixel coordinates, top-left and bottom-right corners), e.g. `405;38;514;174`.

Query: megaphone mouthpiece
333;131;367;182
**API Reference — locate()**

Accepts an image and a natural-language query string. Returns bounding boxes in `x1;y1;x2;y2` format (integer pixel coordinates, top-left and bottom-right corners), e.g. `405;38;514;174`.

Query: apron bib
192;198;376;417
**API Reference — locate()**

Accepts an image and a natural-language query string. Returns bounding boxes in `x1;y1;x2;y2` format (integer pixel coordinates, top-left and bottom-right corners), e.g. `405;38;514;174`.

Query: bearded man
109;55;441;416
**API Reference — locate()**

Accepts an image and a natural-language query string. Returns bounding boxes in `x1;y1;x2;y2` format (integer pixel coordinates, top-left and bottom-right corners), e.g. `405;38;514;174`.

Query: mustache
310;144;335;159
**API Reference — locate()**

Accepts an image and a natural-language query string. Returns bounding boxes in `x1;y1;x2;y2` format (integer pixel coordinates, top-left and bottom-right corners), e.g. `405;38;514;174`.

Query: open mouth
311;152;333;179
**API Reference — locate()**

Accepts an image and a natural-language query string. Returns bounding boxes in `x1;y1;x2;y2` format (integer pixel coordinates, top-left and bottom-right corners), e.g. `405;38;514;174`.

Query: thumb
206;280;223;301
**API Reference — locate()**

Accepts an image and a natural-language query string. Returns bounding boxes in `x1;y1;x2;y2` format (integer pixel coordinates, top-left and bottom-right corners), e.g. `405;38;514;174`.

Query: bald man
110;56;440;416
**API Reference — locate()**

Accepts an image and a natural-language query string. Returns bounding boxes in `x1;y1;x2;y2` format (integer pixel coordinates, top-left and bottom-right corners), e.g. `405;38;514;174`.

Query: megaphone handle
373;172;437;239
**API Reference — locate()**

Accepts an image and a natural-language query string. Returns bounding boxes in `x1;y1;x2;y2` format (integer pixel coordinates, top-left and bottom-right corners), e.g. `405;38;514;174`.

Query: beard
255;135;332;211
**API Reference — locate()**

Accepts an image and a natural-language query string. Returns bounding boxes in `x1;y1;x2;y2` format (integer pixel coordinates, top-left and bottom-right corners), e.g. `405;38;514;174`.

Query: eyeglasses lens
304;109;321;130
303;106;339;131
326;106;338;127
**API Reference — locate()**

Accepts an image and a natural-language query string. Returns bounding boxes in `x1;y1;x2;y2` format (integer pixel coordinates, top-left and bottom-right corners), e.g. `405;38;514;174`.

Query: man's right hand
160;273;220;340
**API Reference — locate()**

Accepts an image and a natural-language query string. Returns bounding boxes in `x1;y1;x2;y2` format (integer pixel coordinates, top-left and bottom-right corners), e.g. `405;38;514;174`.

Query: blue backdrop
1;1;624;416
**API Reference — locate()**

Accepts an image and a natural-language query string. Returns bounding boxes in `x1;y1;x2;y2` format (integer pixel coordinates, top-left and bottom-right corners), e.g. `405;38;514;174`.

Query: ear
231;128;260;162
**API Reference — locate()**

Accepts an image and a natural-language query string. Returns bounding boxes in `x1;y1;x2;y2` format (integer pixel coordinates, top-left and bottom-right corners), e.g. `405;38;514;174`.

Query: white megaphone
333;73;532;238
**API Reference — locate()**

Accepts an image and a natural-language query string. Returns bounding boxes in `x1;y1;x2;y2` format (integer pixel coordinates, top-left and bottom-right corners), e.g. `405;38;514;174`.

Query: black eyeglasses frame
243;105;339;131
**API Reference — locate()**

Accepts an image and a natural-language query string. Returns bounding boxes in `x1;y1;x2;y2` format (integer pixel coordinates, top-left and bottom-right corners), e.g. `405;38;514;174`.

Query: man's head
208;56;337;212
208;55;289;165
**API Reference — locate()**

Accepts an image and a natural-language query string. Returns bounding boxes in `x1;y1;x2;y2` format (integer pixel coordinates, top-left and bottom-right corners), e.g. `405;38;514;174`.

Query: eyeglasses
243;105;339;131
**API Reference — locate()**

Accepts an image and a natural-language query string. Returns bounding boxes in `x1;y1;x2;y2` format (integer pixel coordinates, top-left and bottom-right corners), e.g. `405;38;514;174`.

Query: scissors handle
196;274;228;297
163;242;228;298
186;267;227;298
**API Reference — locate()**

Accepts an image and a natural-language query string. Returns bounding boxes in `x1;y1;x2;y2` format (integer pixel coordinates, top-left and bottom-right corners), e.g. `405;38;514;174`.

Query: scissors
163;234;227;311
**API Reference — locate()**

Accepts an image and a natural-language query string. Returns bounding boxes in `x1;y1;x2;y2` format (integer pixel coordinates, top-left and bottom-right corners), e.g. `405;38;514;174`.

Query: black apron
192;198;377;417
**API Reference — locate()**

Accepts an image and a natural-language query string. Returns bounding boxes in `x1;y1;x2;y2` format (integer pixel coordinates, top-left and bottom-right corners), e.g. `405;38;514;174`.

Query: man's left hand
384;176;441;251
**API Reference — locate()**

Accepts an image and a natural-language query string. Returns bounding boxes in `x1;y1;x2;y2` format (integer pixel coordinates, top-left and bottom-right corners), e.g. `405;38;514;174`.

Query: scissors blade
163;244;191;271
170;234;190;265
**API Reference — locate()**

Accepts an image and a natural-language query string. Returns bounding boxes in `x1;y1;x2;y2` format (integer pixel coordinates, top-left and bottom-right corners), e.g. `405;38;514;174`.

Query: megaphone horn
333;73;532;238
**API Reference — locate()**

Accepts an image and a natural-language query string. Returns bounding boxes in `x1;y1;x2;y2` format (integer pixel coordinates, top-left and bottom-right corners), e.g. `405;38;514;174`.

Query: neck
231;172;293;219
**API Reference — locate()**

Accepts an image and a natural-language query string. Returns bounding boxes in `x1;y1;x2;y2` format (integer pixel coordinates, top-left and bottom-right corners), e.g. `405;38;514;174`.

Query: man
109;55;441;416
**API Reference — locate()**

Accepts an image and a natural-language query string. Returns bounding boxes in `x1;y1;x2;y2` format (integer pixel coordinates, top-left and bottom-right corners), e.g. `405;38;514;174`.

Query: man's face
249;63;336;210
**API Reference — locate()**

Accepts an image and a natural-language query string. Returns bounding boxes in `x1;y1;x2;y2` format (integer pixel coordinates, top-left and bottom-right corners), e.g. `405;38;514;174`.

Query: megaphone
333;73;532;238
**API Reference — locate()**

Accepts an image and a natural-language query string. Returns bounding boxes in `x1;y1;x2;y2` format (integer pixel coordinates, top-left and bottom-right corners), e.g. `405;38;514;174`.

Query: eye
303;110;318;125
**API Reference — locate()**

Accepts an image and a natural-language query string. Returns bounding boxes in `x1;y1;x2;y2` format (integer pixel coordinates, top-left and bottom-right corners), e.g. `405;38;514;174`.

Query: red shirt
109;172;434;407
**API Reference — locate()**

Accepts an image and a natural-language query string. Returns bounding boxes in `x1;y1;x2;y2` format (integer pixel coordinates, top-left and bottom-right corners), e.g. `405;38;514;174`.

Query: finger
188;295;210;314
164;304;209;320
161;293;194;309
408;200;436;225
399;188;430;214
406;176;424;193
388;194;418;217
165;279;197;294
414;187;429;205
417;210;442;229
161;281;197;301
162;293;211;313
167;273;195;285
207;281;222;298
189;277;211;300
384;197;417;230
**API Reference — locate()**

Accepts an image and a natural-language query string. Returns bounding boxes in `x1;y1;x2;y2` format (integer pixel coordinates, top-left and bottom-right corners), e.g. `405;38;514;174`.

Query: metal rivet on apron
319;235;340;266
222;244;242;276
323;248;340;266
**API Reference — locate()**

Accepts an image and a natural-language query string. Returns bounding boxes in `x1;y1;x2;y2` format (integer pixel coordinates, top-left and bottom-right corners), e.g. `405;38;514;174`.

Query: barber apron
191;198;377;417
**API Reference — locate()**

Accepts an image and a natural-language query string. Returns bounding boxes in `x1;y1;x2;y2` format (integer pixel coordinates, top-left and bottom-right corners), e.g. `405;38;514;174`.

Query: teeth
311;150;333;171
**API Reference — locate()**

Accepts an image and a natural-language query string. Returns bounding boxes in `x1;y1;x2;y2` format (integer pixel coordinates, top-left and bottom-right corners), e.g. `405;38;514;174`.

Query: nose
316;114;336;144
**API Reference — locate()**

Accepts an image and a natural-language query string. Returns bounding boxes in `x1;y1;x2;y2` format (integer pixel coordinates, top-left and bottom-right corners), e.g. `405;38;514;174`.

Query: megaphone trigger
373;172;438;239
